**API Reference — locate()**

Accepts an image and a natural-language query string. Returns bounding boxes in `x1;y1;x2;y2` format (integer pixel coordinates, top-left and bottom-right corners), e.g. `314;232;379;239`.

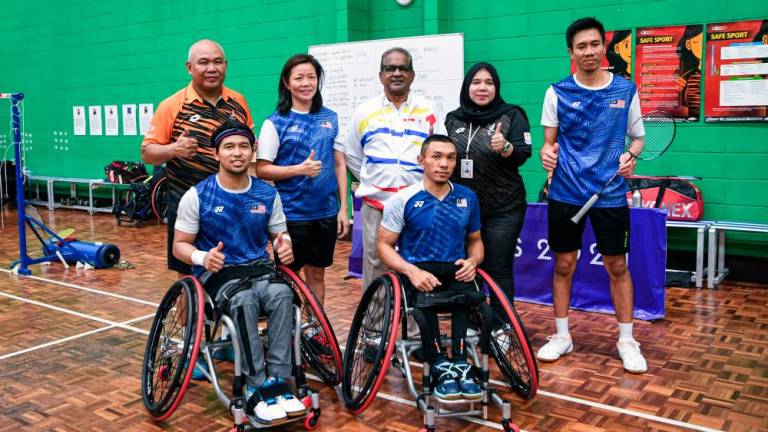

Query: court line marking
0;280;725;432
0;290;150;334
0;268;159;307
0;313;154;361
338;347;724;432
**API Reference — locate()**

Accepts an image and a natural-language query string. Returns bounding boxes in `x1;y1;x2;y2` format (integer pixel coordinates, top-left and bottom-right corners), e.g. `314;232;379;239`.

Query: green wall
1;0;766;256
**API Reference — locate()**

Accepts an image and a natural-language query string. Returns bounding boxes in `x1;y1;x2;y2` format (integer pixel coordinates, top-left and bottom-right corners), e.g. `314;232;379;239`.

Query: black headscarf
447;62;528;126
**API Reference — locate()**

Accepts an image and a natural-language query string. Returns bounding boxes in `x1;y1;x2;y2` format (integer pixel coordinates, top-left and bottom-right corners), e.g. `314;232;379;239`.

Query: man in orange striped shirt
142;39;254;275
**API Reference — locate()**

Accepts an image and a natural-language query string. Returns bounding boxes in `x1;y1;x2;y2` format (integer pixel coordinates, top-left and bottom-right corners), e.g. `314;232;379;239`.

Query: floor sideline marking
0;313;154;361
0;290;150;334
0;268;159;307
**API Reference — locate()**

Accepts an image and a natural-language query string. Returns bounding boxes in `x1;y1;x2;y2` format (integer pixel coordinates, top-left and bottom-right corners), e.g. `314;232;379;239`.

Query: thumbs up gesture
490;121;508;154
298;149;322;177
174;128;198;159
274;233;294;265
204;241;225;272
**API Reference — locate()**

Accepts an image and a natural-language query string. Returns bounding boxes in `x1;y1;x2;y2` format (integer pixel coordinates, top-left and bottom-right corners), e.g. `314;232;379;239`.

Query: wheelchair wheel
141;276;205;421
477;269;539;399
151;176;168;223
341;273;401;413
277;265;343;385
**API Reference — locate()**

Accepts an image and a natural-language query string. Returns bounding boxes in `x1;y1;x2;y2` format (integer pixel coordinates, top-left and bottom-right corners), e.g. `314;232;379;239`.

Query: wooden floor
0;207;766;432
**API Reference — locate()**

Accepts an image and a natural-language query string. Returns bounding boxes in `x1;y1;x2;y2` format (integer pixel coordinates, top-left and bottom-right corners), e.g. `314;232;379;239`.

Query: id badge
460;159;473;179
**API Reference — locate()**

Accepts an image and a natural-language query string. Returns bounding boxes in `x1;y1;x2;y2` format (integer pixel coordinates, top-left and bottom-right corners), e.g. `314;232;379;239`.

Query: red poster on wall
704;20;768;122
570;30;633;80
635;25;703;120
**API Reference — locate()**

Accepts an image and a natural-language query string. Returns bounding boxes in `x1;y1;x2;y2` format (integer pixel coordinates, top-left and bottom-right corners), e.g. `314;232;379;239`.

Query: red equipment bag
104;161;149;184
626;175;704;221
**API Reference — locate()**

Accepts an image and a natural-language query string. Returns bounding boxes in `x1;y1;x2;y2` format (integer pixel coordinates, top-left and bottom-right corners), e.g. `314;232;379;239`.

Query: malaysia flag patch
609;99;625;108
321;121;333;129
250;203;267;214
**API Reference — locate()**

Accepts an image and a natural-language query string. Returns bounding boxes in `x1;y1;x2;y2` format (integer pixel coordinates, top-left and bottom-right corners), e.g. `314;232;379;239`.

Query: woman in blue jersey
445;62;532;310
255;54;349;324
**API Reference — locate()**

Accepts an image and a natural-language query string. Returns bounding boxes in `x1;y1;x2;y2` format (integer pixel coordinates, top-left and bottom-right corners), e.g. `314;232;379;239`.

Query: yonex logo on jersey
189;114;202;122
250;203;266;214
214;206;224;213
288;125;303;133
455;127;466;134
456;198;467;208
609;99;626;108
414;201;424;208
570;101;581;108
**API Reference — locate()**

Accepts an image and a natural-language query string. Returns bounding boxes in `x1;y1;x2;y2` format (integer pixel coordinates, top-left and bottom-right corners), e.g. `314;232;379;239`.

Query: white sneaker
246;385;287;424
617;339;648;373
536;334;573;362
254;399;288;424
276;393;307;417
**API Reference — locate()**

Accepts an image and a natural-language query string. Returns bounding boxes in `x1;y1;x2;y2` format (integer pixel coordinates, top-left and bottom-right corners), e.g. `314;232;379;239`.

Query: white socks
618;322;634;341
555;317;570;338
555;319;634;341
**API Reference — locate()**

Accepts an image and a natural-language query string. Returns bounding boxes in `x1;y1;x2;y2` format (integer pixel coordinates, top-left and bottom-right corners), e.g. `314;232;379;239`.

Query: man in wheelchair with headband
172;118;307;424
376;134;486;400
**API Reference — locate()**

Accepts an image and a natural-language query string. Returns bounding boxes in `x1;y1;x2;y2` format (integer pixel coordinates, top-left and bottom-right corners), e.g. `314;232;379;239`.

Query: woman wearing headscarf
445;62;532;308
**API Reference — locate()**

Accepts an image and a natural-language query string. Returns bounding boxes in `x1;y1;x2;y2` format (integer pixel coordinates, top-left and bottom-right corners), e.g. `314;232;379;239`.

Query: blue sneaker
453;360;482;400
184;356;208;381
432;359;461;400
213;344;235;362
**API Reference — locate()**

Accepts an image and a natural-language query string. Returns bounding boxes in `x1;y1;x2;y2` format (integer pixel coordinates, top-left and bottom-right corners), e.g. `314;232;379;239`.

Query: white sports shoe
276;393;307;418
246;385;287;424
617;339;648;373
536;334;573;362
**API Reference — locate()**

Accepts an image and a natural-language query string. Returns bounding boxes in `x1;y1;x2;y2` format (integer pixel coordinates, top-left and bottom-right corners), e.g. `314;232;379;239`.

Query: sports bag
626;175;704;221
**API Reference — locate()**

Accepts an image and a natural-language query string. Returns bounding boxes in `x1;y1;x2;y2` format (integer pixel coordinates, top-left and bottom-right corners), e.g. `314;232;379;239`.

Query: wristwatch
502;141;512;153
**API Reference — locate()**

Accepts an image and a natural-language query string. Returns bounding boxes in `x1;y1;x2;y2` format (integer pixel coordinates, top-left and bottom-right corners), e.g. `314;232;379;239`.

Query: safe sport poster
704;19;768;122
635;25;703;120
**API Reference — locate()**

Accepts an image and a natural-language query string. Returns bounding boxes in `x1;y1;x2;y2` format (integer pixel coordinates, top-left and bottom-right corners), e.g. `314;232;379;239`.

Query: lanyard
465;123;481;156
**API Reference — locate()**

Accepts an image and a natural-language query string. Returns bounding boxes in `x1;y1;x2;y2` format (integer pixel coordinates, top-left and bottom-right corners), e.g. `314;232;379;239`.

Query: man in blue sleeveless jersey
378;134;485;400
173;119;307;424
538;17;648;373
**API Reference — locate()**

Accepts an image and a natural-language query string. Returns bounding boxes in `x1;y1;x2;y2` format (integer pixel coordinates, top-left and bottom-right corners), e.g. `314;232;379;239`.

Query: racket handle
571;194;599;224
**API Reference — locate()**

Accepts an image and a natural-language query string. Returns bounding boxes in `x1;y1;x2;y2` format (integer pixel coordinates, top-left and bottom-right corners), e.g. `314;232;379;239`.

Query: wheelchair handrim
141;277;204;420
277;265;343;385
477;268;539;398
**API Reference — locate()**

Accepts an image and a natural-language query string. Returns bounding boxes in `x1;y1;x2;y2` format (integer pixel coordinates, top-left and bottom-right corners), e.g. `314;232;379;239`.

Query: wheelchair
140;264;343;430
341;269;538;432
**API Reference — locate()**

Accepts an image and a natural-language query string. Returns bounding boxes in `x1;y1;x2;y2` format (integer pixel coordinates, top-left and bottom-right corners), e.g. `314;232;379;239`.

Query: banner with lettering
635;25;704;121
570;30;633;80
704;20;768;122
514;204;667;321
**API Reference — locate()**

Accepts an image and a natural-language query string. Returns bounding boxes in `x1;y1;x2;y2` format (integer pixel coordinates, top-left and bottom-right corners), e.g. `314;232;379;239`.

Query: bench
666;220;713;288
707;221;768;288
26;175;128;215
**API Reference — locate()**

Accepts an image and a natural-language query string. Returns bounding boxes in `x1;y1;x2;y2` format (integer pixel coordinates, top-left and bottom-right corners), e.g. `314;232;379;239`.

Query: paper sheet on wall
88;106;102;136
139;104;154;135
309;34;464;143
720;79;768;106
73;106;86;136
122;104;137;136
105;105;118;136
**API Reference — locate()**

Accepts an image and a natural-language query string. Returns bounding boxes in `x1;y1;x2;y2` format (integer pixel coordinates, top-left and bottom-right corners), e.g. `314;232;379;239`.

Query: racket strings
633;112;675;160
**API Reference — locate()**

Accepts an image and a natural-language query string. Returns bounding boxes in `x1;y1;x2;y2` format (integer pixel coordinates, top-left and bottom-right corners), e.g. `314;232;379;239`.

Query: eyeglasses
381;64;413;74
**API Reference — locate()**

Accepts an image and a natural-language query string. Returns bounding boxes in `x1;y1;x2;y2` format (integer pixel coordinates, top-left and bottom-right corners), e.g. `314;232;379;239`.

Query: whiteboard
309;33;464;142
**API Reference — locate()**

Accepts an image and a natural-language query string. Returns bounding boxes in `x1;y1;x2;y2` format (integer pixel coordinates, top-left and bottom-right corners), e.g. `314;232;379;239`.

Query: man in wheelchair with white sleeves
377;134;487;400
172;119;308;424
